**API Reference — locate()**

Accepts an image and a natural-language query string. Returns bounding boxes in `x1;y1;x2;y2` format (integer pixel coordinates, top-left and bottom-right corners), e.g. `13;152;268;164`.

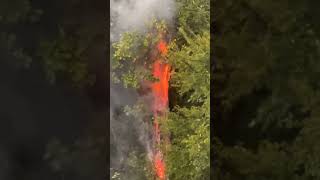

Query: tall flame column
151;39;170;180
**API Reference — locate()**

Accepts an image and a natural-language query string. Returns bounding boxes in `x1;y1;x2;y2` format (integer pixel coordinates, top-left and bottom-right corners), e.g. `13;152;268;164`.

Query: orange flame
152;60;170;114
157;40;168;56
150;38;170;180
154;151;165;179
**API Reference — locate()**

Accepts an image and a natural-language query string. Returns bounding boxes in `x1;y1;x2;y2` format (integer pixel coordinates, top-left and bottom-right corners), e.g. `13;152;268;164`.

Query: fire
154;151;165;179
150;37;170;179
152;60;170;113
157;40;168;56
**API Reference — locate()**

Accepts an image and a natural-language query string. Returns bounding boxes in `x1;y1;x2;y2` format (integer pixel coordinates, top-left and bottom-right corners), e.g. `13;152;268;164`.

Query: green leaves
113;32;140;61
111;20;168;89
0;31;33;69
165;102;210;179
213;0;320;179
0;0;31;24
176;0;210;38
38;30;92;87
162;3;210;178
169;31;210;104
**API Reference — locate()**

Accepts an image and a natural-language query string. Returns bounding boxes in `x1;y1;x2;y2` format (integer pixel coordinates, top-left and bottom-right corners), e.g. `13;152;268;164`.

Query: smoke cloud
110;0;175;42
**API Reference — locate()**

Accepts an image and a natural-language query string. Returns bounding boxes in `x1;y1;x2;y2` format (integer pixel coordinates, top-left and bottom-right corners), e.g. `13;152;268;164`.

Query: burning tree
111;0;210;179
112;20;170;88
112;19;173;179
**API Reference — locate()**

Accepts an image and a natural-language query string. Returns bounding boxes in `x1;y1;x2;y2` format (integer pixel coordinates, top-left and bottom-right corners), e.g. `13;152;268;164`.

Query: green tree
164;31;210;180
213;0;320;179
111;20;168;88
162;0;210;179
1;0;107;179
0;0;41;69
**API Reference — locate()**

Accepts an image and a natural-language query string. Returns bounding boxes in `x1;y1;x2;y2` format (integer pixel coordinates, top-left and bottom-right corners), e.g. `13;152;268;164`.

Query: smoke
110;0;175;42
110;83;155;180
110;0;175;178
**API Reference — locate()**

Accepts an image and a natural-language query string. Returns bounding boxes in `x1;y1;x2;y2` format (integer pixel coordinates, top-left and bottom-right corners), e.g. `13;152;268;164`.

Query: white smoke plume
110;0;175;42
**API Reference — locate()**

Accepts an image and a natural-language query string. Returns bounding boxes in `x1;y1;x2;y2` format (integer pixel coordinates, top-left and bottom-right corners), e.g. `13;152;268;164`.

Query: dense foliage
0;0;106;179
164;1;210;178
213;0;320;179
111;20;168;88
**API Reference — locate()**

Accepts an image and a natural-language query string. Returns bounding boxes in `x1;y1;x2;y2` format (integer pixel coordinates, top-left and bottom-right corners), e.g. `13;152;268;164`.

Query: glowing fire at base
151;38;170;179
154;151;165;179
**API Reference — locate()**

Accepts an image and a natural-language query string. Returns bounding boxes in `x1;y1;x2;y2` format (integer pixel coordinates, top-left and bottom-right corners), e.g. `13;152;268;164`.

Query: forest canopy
0;0;106;179
213;0;320;179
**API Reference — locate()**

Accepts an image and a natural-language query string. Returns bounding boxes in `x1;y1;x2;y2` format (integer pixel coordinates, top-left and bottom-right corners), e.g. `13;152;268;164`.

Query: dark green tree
213;0;320;179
